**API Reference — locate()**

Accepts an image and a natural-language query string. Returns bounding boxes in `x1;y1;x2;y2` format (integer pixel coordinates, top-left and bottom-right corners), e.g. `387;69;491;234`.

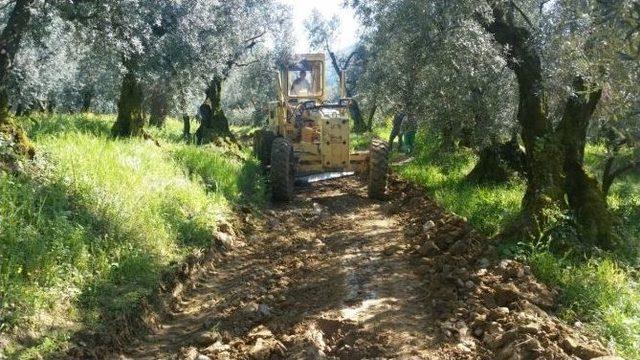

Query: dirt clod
418;240;440;257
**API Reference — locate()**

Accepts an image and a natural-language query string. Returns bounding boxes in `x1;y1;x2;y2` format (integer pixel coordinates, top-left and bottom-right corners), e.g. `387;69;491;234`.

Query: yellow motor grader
253;53;389;202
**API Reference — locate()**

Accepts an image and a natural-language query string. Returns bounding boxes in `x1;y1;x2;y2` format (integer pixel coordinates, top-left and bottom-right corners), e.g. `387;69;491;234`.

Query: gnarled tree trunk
111;64;145;137
558;78;612;246
177;79;191;141
80;85;94;112
440;124;458;152
182;115;191;142
15;103;26;116
0;0;36;160
481;5;613;248
485;9;565;219
602;157;640;198
0;0;36;125
350;99;367;133
366;103;378;131
600;131;640;198
149;85;170;127
466;138;526;184
195;76;234;145
46;99;55;113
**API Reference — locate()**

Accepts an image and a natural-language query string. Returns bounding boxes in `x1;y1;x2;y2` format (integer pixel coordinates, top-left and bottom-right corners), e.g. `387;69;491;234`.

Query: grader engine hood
318;113;349;171
305;107;344;122
317;108;341;118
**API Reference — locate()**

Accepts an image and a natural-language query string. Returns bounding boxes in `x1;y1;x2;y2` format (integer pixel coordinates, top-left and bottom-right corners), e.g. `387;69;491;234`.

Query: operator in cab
290;70;311;95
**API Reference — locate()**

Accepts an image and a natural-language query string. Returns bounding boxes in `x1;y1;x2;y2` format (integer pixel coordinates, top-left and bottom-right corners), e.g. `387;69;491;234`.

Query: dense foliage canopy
343;0;640;248
0;0;291;128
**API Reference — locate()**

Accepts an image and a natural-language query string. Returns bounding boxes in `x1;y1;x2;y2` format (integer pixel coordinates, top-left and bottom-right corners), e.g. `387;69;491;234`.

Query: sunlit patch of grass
3;330;71;360
350;120;393;151
396;131;523;236
351;132;377;151
173;145;266;207
22;112;113;139
527;251;640;358
146;117;189;143
1;113;265;358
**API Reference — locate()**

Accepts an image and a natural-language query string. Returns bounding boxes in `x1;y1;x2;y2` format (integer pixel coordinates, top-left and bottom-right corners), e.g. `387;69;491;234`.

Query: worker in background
402;112;418;155
389;110;406;152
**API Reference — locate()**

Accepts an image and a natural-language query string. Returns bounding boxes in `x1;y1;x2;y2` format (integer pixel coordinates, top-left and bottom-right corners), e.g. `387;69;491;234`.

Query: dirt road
119;177;611;360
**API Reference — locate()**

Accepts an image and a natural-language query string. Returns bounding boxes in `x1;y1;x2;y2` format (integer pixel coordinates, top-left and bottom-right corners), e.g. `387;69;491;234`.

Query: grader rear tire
368;138;389;200
270;137;295;202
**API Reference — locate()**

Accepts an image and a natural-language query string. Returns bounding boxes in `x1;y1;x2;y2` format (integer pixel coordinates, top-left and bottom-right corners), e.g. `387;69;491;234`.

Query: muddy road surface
118;177;611;360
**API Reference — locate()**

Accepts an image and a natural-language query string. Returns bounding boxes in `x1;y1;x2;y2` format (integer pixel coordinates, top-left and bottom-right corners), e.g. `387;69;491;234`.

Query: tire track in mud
118;177;450;359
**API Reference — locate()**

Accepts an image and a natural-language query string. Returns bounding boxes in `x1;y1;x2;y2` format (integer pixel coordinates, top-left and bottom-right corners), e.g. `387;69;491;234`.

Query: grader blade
295;171;355;185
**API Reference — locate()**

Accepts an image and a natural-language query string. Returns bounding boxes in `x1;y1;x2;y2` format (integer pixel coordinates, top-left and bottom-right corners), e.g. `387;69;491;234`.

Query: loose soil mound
392;178;613;359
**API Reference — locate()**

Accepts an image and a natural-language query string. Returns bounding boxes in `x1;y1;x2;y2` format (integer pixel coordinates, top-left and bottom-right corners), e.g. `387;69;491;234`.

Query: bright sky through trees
279;0;359;53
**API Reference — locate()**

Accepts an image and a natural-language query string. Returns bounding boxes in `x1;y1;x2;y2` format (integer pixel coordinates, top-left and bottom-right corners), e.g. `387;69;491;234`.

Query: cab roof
290;53;325;63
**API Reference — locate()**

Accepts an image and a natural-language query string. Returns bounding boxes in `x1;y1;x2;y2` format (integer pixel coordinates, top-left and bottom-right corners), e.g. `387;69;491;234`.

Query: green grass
350;122;393;151
0;113;265;358
527;251;640;358
397;130;524;236
173;146;265;207
584;143;640;249
395;130;640;358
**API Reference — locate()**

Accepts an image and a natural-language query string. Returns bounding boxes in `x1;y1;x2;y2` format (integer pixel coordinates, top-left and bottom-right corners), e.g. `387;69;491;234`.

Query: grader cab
253;53;389;202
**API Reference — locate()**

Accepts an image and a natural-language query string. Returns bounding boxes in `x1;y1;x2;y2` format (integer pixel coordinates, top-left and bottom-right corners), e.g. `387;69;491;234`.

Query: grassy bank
395;130;640;358
398;135;524;236
0;114;264;358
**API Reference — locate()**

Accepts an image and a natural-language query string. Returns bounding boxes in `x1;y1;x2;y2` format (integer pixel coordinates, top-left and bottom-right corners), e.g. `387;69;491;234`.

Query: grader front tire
253;129;276;167
270;137;295;202
368;139;389;200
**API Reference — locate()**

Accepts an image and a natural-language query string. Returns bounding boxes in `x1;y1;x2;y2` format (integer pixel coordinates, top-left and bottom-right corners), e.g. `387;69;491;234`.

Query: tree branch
327;48;341;76
221;32;265;79
604;159;640;192
610;163;636;183
243;30;266;44
0;0;16;12
233;59;259;67
342;50;357;70
511;1;534;28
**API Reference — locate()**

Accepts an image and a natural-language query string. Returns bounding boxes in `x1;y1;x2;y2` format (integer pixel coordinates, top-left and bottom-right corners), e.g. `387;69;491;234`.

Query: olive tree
151;0;288;144
587;0;640;198
223;39;294;127
349;0;636;248
350;0;518;150
305;9;372;133
0;0;37;125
